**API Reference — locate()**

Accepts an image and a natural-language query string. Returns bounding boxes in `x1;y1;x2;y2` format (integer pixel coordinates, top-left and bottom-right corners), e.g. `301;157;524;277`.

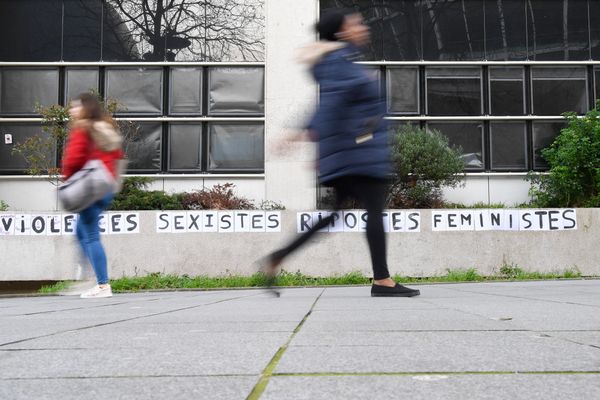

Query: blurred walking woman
265;9;420;297
61;93;123;298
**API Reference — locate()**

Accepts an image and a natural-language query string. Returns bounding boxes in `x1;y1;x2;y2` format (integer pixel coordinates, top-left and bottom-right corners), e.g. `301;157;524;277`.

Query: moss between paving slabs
38;267;587;294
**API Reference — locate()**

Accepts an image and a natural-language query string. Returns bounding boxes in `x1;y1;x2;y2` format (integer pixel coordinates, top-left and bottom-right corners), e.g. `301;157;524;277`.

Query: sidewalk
1;280;599;399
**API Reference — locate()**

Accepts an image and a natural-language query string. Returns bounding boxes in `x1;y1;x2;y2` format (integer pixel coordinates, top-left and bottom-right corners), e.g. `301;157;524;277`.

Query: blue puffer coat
306;43;391;184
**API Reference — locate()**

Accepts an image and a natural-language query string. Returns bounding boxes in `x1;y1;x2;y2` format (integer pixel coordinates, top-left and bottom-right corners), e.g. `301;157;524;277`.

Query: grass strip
37;267;589;294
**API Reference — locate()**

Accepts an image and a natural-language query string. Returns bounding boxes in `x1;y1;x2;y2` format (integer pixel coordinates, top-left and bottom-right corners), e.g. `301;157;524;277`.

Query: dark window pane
63;0;102;61
209;68;264;115
105;68;163;114
363;67;382;98
490;122;527;170
426;68;482;115
531;67;587;115
65;68;99;103
533;122;566;170
380;0;421;61
489;67;525;115
209;124;264;170
0;124;53;171
527;0;589;61
169;68;202;115
485;0;527;60
0;0;61;61
124;122;162;171
0;69;59;115
387;67;419;114
168;124;202;171
427;122;484;170
422;0;485;61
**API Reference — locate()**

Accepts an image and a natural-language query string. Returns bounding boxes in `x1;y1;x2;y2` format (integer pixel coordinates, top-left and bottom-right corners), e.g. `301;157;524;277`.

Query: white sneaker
80;285;113;299
59;280;96;296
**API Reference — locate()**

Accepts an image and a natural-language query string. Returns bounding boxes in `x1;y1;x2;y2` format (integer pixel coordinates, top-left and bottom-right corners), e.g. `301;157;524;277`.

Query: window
105;68;163;115
532;122;566;170
427;122;484;170
527;0;589;61
387;67;419;114
169;68;203;115
485;0;527;60
489;67;525;115
0;124;52;171
125;123;162;172
531;67;587;115
490;122;527;170
422;0;485;61
65;68;99;103
0;69;59;115
209;68;264;115
209;123;264;171
426;68;482;116
168;124;203;171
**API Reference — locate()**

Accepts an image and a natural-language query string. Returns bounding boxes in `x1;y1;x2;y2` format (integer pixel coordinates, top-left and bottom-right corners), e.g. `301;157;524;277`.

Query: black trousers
273;175;390;280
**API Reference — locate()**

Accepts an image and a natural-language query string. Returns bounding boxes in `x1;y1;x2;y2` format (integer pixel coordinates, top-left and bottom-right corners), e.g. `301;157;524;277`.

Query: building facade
1;0;599;210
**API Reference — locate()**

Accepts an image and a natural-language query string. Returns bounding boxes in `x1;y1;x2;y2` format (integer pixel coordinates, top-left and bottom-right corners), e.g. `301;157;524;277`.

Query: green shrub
527;104;600;207
0;200;8;211
109;177;184;210
388;124;465;208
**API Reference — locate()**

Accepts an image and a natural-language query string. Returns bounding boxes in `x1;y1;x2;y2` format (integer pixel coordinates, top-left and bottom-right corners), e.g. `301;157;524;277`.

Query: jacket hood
91;120;122;152
73;119;122;152
296;41;347;66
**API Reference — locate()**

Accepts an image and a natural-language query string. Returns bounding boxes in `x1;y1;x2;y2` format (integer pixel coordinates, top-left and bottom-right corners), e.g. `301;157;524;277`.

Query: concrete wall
1;209;597;281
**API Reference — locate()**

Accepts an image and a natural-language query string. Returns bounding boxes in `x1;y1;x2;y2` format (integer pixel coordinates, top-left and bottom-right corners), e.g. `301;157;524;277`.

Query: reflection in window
105;68;163;114
124;123;162;171
209;68;264;114
63;0;102;61
591;1;600;60
65;69;99;103
490;122;527;170
0;69;59;115
387;68;419;114
168;124;202;171
380;0;421;61
426;68;482;116
489;67;525;115
485;0;527;60
170;68;202;115
533;122;566;170
422;0;485;61
209;124;264;170
531;68;587;115
527;0;589;61
103;0;264;62
427;122;484;170
0;124;51;171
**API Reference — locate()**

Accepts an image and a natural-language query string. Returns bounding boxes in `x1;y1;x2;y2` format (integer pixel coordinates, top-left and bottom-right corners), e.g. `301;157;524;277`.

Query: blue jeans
76;193;113;285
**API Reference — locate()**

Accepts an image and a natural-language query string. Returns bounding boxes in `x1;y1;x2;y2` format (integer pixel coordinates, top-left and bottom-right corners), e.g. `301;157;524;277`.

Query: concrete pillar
264;0;319;210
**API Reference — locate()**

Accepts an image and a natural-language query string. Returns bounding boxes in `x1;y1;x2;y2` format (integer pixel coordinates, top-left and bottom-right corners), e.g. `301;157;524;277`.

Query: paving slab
262;374;600;400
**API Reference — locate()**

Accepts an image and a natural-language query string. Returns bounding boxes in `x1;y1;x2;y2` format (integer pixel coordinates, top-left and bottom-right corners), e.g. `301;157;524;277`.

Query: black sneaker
371;283;420;297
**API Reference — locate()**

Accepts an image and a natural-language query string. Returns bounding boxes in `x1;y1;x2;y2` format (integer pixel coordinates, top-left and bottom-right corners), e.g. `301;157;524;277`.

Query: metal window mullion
161;66;169;173
202;66;209;172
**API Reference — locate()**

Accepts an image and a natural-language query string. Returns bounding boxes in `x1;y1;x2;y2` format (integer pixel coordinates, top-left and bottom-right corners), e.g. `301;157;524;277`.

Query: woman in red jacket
62;93;123;298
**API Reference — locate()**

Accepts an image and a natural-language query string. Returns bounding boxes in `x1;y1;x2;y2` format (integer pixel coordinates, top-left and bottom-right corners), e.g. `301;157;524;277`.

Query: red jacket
61;126;123;180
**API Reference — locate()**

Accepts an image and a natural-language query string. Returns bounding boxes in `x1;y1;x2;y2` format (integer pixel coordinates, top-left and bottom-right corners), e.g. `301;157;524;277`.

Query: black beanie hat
316;9;353;41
